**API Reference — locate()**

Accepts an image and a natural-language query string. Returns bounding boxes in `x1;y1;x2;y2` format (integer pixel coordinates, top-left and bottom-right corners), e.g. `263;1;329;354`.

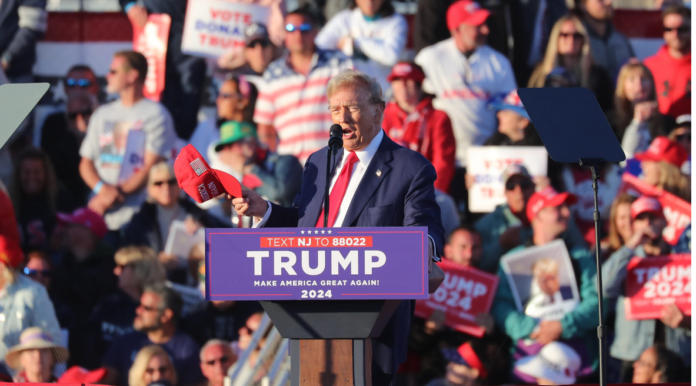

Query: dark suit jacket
264;133;445;375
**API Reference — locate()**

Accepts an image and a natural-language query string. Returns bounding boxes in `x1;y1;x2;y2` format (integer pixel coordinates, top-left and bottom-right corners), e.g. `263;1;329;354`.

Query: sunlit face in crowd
134;291;164;332
623;70;653;103
356;0;383;17
557;20;584;56
244;40;274;74
25;256;51;289
143;355;174;385
115;262;137;293
582;0;614;21
284;14;316;55
535;204;571;237
217;80;243;121
640;160;660;186
65;68;100;97
632;347;659;384
614;203;633;244
452;22;489;52
446;362;479;386
329;85;383;152
148;168;179;208
663;13;690;52
497;110;529;142
391;78;421;109
200;344;235;386
504;175;535;214
19;349;54;380
444;229;482;268
106;56;137;94
19;158;46;196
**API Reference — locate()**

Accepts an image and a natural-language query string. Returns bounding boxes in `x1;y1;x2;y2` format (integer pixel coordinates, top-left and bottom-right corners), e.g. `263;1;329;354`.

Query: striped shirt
254;49;353;162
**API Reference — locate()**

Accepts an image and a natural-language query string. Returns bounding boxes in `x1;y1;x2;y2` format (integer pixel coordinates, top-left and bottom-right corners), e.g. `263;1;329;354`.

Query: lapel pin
376;169;382;177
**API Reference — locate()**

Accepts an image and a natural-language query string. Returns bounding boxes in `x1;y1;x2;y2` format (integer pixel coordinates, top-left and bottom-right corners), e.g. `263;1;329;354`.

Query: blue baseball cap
488;90;529;120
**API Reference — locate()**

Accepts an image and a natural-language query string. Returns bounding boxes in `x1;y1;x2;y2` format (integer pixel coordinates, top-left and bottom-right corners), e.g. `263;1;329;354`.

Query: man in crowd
254;6;353;162
644;5;691;118
0;0;46;82
103;284;203;386
183;299;263;347
382;62;456;193
491;187;600;371
62;64;101;99
443;225;482;268
415;0;516;211
575;0;634;82
79;51;177;234
244;23;276;79
199;340;236;386
121;0;206;140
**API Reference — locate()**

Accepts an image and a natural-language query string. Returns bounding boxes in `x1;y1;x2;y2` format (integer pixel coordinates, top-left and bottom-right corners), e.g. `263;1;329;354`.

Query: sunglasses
153;178;177;187
663;26;689;33
68;108;93;120
205;356;230;366
24;268;51;277
505;179;534;191
64;78;92;87
559;32;584;40
285;23;312;33
145;366;168;375
218;92;242;100
248;40;271;49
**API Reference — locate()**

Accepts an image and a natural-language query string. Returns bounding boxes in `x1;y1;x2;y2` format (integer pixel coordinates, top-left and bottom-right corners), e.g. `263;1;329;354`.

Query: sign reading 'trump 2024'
206;227;429;301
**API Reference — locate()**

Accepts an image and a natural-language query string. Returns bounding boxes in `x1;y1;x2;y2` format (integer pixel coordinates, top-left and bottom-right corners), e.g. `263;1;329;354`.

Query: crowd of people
0;0;691;385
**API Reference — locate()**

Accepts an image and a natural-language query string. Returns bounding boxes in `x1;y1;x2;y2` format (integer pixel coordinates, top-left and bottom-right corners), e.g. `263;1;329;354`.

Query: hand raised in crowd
530;320;563;345
532;176;550;190
158;251;180;270
464;173;475;190
624;223;660;249
127;4;148;29
633;101;657;123
475;313;495;335
660;303;690;330
424;309;446;334
231;188;269;219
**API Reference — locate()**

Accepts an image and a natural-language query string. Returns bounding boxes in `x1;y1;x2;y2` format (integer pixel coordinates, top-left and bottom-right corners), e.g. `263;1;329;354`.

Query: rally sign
133;14;170;101
618;173;691;245
181;0;270;58
466;147;548;213
625;254;691;320
414;261;498;337
206;227;428;301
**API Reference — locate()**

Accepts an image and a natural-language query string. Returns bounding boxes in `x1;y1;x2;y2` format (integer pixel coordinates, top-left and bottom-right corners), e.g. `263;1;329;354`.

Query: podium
206;227;430;386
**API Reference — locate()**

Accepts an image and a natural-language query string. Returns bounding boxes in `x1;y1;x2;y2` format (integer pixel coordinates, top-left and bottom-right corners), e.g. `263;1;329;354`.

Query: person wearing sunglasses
129;345;178;386
243;23;276;77
62;64;100;98
315;0;407;92
199;340;236;386
669;115;691;175
644;5;691;119
123;162;226;284
574;0;634;83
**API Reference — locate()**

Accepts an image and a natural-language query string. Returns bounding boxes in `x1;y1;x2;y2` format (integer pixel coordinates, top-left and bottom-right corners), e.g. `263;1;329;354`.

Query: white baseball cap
514;342;581;385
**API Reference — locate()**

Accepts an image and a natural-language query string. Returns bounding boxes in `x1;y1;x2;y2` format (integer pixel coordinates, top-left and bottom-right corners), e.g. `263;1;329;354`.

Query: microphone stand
324;147;332;227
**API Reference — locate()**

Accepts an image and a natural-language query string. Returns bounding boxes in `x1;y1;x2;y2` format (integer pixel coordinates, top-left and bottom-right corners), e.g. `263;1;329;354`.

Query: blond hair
657;161;691;202
148;162;175;187
327;69;384;106
614;63;663;140
114;246;166;294
528;14;593;89
128;345;177;386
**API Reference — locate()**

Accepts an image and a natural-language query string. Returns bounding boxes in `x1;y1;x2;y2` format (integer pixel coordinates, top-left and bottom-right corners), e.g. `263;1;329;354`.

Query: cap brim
246;36;270;47
514;356;575;385
464;9;490;26
213;169;243;198
635;152;660;163
490;103;530;120
548;192;578;208
6;343;69;369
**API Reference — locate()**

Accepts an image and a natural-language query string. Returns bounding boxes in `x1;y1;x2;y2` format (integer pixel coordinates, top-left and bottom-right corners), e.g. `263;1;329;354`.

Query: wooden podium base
290;339;372;386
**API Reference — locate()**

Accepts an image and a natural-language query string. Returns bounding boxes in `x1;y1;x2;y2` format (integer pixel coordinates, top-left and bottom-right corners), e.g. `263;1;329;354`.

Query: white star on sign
328;230;332;234
315;230;319;234
50;81;67;104
301;230;305;234
321;230;325;234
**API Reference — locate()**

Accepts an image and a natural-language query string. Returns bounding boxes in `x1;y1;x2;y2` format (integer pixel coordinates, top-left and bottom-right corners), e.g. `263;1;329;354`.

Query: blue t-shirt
103;331;204;386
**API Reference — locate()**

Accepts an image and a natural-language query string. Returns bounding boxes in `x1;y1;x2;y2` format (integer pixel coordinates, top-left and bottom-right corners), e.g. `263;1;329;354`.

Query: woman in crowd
123;162;226;284
315;0;407;92
527;14;613;111
636;137;690;202
129;345;177;386
603;194;636;258
10;148;77;252
613;63;673;159
5;327;69;382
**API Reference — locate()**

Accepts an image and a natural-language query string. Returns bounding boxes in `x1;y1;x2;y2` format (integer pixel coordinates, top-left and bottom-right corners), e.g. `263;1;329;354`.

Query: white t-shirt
315;8;407;92
415;40;517;166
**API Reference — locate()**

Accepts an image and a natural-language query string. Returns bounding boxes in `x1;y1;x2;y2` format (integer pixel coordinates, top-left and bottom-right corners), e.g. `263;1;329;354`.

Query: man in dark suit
233;69;445;384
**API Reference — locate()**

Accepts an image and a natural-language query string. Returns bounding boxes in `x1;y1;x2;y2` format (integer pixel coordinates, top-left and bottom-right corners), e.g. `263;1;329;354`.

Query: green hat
214;121;257;152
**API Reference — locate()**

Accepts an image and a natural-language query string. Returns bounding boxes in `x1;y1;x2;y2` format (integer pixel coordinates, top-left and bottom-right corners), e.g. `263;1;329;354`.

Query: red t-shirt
644;45;691;118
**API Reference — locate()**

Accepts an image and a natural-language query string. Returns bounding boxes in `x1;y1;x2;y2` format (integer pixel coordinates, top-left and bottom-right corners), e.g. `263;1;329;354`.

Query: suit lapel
341;137;394;227
300;148;344;227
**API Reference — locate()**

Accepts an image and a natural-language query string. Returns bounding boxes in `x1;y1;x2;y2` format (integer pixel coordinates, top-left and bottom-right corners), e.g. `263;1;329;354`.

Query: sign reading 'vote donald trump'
205;227;429;300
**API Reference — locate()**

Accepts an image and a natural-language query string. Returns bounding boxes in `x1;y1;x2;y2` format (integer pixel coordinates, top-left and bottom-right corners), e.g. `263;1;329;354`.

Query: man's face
106;56;134;94
663;13;691;52
25;256;52;289
452;22;489;52
284;14;316;54
245;40;274;74
497;110;528;142
536;268;561;296
632;213;667;243
582;0;614;21
391;78;421;108
446;362;478;386
444;229;482;268
134;292;164;332
65;69;99;97
200;344;235;386
535;204;570;237
330;85;383;152
504;175;535;214
632;347;658;383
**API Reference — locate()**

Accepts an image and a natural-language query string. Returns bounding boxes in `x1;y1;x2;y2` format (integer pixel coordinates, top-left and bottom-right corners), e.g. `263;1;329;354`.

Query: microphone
329;124;343;151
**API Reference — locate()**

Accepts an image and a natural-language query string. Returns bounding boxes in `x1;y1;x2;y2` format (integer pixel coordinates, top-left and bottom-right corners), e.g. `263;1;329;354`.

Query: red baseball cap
57;208;108;239
387;62;425;84
631;196;664;220
0;236;23;269
526;187;578;222
447;0;490;30
635;136;688;168
58;366;109;384
174;144;243;203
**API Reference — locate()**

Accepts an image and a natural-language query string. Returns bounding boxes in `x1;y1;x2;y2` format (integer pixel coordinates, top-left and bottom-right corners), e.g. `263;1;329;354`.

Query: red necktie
316;152;360;227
